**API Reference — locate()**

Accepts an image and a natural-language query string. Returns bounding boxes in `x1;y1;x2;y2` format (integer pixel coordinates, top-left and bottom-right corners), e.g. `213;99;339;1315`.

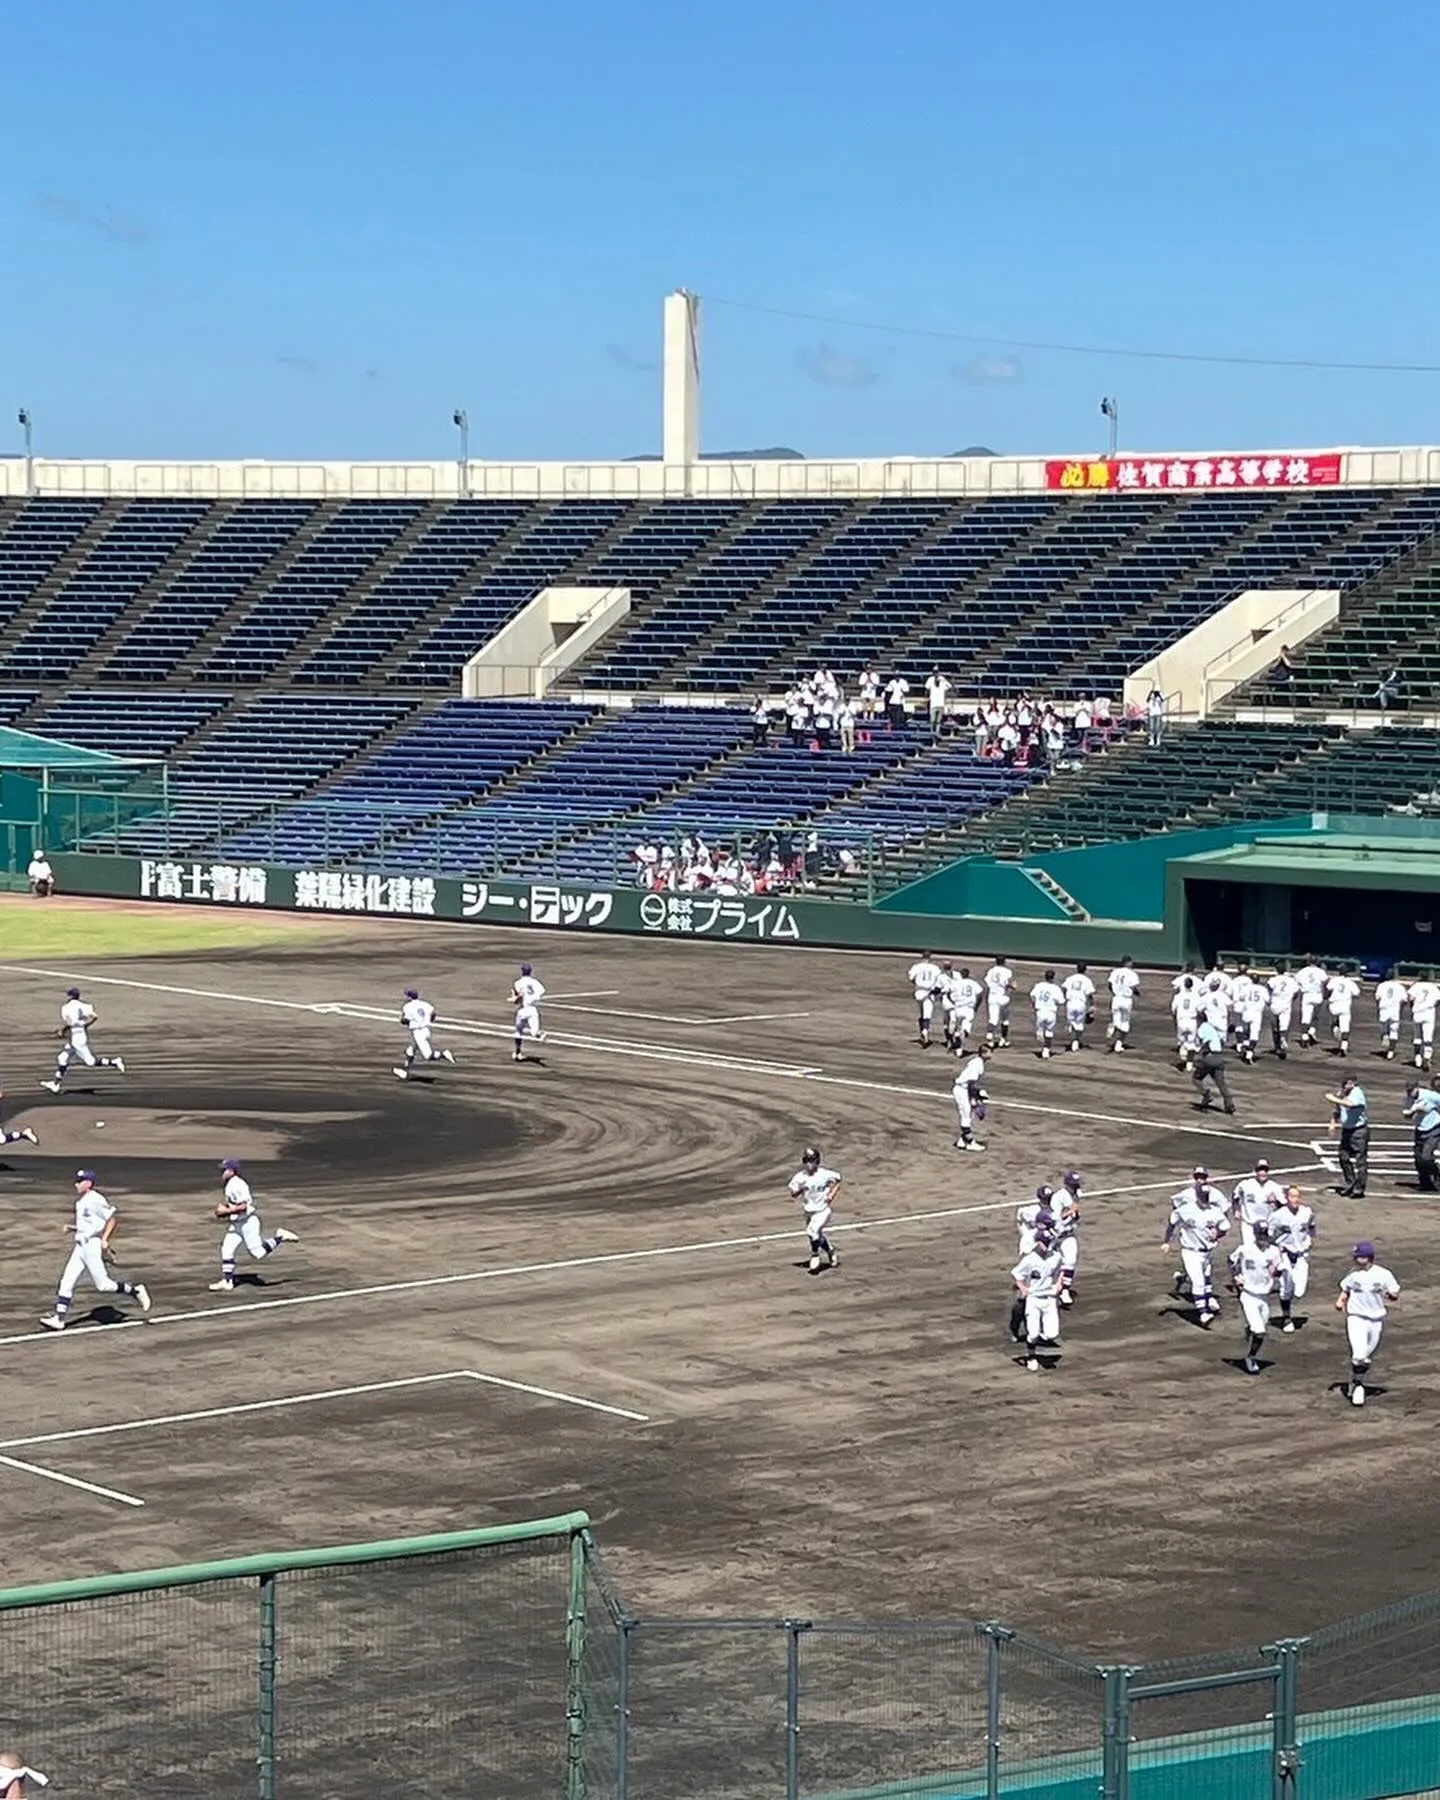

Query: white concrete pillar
663;289;701;470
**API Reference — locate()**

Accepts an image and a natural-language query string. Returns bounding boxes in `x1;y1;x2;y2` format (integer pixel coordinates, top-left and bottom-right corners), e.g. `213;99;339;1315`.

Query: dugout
0;726;166;880
1170;832;1440;968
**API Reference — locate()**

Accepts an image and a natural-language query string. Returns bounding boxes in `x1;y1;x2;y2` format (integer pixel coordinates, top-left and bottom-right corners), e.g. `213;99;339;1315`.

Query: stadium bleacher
3;477;1440;885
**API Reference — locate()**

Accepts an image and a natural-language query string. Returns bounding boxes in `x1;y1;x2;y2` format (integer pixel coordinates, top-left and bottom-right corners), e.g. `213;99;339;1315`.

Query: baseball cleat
1025;1357;1040;1372
807;1254;821;1273
135;1284;151;1314
1350;1383;1366;1407
275;1227;300;1244
20;1127;38;1144
41;1080;61;1094
39;1313;65;1331
1281;1318;1296;1333
440;1048;456;1063
392;1066;409;1080
111;1056;127;1074
208;1279;235;1292
1243;1356;1259;1375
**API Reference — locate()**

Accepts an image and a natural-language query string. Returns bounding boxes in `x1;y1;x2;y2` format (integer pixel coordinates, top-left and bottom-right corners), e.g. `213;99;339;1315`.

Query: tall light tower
1099;396;1119;459
17;408;33;496
453;408;470;497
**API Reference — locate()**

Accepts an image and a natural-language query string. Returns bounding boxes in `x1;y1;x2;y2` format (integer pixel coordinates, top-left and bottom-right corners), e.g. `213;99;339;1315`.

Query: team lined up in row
905;955;1440;1068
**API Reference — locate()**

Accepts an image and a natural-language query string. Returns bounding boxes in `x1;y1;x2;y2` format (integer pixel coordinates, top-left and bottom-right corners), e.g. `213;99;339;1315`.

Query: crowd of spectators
751;666;1133;767
631;829;859;894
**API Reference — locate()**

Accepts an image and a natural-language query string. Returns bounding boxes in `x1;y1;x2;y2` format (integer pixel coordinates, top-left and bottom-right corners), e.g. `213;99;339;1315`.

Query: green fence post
1101;1664;1133;1800
566;1528;588;1800
785;1618;810;1800
1272;1638;1304;1798
980;1621;1013;1800
257;1571;278;1800
615;1617;632;1800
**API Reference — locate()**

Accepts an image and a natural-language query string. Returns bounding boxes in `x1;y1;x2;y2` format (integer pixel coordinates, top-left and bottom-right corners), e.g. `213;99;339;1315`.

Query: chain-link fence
8;1519;1440;1799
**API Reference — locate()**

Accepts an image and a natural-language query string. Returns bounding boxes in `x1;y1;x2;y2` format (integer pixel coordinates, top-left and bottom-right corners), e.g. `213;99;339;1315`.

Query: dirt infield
1;924;1436;1663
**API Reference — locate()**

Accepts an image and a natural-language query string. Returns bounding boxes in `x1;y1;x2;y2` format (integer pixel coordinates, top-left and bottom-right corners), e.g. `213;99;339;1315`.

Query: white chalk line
545;1003;812;1026
0;1368;647;1449
0;962;1316;1147
0;1165;1323;1354
0;1450;145;1508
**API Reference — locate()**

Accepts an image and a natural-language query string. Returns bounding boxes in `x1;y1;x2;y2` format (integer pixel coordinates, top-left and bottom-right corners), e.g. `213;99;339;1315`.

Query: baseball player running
40;1169;151;1331
1030;970;1064;1059
1011;1223;1066;1372
1107;957;1140;1052
1327;969;1361;1057
1062;964;1095;1052
945;965;982;1052
1231;969;1267;1065
1228;1234;1284;1375
1267;1185;1316;1332
983;957;1013;1048
1231;1158;1284;1248
1375;973;1408;1061
1408;975;1440;1071
907;954;946;1047
1296;960;1329;1047
1163;1168;1230;1324
952;1044;991;1151
0;1091;38;1149
1268;962;1299;1059
41;986;127;1093
209;1158;300;1291
393;987;457;1081
788;1147;841;1273
511;963;546;1061
1336;1241;1400;1407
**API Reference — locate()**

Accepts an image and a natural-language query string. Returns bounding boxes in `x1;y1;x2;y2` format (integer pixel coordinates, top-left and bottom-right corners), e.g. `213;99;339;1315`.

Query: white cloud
955;353;1023;386
797;342;882;390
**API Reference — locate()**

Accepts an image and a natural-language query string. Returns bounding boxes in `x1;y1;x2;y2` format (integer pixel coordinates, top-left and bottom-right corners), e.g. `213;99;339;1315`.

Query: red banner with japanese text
1044;452;1344;493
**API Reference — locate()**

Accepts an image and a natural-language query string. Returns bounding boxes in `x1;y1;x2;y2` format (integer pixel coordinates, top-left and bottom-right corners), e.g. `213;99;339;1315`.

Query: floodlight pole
1100;396;1119;459
17;408;33;496
453;408;470;498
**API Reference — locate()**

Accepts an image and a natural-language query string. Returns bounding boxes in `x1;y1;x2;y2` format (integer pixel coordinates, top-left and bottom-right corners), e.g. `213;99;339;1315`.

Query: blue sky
4;0;1438;463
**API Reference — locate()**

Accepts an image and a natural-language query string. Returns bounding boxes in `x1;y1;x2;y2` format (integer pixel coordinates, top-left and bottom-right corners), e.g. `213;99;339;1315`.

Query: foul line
0;1166;1322;1354
0;1369;647;1447
0;1450;145;1508
0;962;1316;1148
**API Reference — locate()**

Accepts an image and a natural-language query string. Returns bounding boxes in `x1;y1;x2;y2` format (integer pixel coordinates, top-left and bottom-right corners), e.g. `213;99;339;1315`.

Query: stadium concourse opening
1174;829;1440;965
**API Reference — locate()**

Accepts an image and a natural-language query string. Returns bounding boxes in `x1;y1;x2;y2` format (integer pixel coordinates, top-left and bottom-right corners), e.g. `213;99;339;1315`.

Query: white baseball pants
1347;1315;1383;1365
59;1239;118;1299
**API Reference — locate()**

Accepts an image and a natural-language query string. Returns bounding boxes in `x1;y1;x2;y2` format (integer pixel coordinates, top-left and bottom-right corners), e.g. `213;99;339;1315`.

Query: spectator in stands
27;849;55;897
884;673;911;731
0;1750;46;1796
812;687;835;749
1271;644;1296;686
925;668;951;740
785;686;809;746
858;666;881;721
750;697;771;746
1093;694;1113;731
1373;667;1402;713
1146;687;1166;747
837;696;857;754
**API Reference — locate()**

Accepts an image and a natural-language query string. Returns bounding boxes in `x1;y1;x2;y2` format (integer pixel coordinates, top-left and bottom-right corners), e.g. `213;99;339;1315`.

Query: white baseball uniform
1168;1189;1229;1311
1230;1175;1284;1248
907;960;945;1034
1030;979;1064;1049
1267;1200;1315;1305
1376;978;1409;1046
1012;1245;1065;1349
789;1164;841;1245
1062;972;1094;1039
1340;1264;1399;1368
1108;965;1140;1040
1229;1241;1283;1338
984;963;1013;1037
513;974;545;1041
1296;963;1328;1033
947;974;982;1045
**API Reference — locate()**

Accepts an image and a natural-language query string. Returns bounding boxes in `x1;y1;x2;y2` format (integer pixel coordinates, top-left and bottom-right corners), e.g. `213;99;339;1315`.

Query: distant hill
950;446;998;457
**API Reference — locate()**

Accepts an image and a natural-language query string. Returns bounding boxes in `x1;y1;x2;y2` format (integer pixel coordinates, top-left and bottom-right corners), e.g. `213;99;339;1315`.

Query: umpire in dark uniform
1192;1017;1237;1115
1404;1081;1440;1193
1326;1077;1369;1197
